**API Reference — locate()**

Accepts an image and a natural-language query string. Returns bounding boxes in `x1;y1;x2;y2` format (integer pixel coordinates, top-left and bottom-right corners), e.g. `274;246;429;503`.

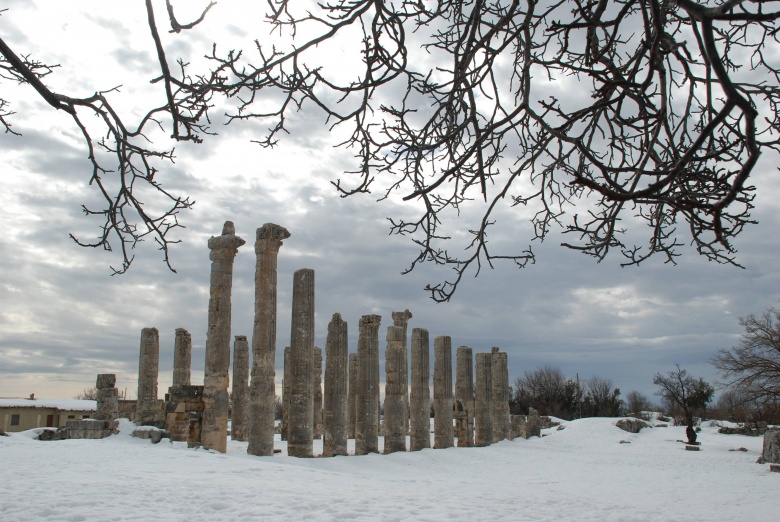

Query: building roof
0;398;97;411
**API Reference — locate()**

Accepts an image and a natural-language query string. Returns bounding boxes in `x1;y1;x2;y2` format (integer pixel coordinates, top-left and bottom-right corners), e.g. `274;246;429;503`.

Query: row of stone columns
131;220;514;457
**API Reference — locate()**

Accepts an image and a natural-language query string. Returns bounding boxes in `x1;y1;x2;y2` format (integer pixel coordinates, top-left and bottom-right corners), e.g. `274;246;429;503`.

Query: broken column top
235;335;248;342
208;220;246;253
175;327;189;335
96;374;116;389
256;223;291;242
392;309;413;326
360;314;382;327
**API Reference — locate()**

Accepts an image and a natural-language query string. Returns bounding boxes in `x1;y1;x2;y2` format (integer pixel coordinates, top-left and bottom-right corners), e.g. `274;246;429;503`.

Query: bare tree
515;365;580;419
711;306;780;409
0;2;225;274
653;364;714;444
3;1;780;297
582;376;622;417
625;390;653;419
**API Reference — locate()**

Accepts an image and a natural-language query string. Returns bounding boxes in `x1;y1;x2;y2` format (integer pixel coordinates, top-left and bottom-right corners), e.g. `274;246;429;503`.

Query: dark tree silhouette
653;364;714;444
3;1;780;298
712;306;780;408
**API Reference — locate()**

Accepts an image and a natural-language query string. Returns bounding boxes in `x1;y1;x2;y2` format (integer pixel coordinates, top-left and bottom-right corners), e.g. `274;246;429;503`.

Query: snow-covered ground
0;417;775;521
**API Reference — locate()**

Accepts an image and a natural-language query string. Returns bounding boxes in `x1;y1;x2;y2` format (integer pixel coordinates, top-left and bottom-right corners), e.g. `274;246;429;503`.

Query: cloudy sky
1;1;779;404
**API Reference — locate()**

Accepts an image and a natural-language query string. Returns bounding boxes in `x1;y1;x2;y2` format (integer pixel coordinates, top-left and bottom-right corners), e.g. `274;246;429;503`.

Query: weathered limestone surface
384;325;406;454
455;346;474;447
173;328;192;387
509;409;542;440
288;269;315;457
201;221;245;453
66;419;118;440
323;313;349;457
355;314;381;455
248;223;290;456
347;353;358;440
136;327;165;427
313;346;323;440
280;346;292;440
474;352;493;447
231;335;250;441
433;336;454;449
392;309;412;435
615;418;652;434
165;384;205;446
491;347;510;443
409;328;431;451
759;429;780;464
281;346;290;441
94;374;119;422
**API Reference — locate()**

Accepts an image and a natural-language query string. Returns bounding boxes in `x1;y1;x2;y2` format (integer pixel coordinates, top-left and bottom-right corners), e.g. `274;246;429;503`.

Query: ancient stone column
231;335;250;441
172;328;192;387
433;336;454;449
491;347;510;443
455;346;475;447
287;268;315;457
94;374;118;421
409;328;431;451
313;346;323;440
248;223;290;456
136;327;164;427
392;309;412;435
384;325;406;454
281;346;290;441
355;314;381;455
201;221;245;453
347;353;358;439
323;313;348;457
474;352;493;447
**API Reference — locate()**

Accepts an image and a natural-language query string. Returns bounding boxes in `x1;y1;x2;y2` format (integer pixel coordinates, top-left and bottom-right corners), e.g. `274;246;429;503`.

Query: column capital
208;221;245;255
392;309;413;326
256;223;291;252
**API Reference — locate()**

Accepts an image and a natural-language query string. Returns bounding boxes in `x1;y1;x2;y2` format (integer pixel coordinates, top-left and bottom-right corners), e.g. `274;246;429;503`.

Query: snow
0;418;775;521
0;398;96;411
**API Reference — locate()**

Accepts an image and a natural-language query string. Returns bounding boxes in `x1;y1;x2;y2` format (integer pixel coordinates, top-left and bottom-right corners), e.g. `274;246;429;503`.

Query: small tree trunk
686;416;697;445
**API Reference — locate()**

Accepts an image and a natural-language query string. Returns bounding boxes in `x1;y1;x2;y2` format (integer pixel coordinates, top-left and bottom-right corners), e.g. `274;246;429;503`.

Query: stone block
96;373;116;389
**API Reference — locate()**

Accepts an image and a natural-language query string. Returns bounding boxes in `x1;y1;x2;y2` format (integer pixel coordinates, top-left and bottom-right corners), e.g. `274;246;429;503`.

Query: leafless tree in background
712;307;780;411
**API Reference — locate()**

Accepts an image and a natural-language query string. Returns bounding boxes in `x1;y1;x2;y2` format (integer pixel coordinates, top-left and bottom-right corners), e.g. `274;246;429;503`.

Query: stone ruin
136;327;166;428
38;374;120;441
756;428;780;465
231;336;250;441
113;220;523;458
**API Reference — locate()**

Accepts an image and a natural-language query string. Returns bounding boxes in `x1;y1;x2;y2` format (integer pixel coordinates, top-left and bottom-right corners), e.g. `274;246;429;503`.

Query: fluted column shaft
281;347;290;441
231;335;250;441
434;336;454;449
172;328;192;387
287;269;315;457
384;325;406;453
409;328;431;451
248;223;290;456
455;346;475;447
392;309;412;435
313;346;323;440
355;314;381;455
137;327;160;404
323;313;348;457
491;347;510;443
202;221;245;453
347;353;358;439
475;352;493;447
